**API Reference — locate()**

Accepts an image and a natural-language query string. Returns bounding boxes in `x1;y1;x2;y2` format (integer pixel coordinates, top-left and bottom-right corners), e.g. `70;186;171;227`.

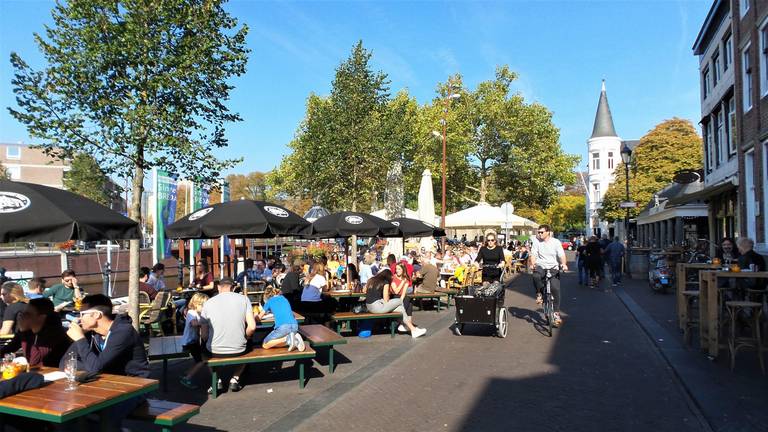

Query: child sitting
258;287;304;352
179;293;209;389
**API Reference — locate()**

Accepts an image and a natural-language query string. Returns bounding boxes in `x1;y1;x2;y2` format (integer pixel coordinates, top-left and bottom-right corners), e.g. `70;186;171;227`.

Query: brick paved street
142;261;710;432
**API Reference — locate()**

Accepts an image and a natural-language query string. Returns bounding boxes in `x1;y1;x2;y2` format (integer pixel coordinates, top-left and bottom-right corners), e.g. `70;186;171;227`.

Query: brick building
688;0;768;252
0;142;70;188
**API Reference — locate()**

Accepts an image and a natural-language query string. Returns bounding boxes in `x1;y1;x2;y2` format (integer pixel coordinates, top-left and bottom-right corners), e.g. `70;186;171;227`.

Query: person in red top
0;298;69;367
390;263;414;333
191;262;214;293
139;267;158;301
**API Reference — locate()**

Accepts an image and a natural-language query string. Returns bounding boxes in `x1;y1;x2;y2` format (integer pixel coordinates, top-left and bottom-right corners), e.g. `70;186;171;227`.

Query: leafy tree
8;0;248;328
517;194;586;234
599;118;702;221
271;41;391;211
63;153;115;207
0;163;8;180
227;171;269;201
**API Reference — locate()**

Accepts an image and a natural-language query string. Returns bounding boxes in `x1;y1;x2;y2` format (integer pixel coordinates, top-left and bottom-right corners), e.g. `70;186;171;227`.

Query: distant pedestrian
604;237;626;286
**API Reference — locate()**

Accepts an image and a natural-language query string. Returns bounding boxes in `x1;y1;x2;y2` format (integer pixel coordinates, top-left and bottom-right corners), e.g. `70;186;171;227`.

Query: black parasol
0;180;140;242
390;217;446;238
308;211;400;238
165;199;310;239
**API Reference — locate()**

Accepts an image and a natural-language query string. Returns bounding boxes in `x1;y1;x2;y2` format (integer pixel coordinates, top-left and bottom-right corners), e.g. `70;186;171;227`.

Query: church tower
586;80;622;236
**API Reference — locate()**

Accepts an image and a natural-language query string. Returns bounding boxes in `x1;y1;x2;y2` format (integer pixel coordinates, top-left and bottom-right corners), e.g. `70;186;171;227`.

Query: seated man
111;267;158;301
1;298;70;367
43;269;83;313
200;277;256;393
736;237;767;295
236;258;258;287
416;261;439;293
147;263;167;291
64;294;149;377
63;294;149;430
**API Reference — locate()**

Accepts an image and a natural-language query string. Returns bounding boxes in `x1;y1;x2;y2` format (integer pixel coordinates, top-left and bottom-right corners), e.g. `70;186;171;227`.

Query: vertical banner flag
152;169;178;263
189;184;210;264
221;182;231;256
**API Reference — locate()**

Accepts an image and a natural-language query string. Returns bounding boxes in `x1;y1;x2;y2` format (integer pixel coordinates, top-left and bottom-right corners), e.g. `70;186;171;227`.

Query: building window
704;121;712;172
5;166;20;180
724;34;732;71
592;152;600;170
702;67;710;99
727;96;736;156
762;23;768;96
742;0;750;17
713;51;721;86
5;146;20;160
715;110;724;166
744;46;753;111
593;183;600;204
607;152;614;170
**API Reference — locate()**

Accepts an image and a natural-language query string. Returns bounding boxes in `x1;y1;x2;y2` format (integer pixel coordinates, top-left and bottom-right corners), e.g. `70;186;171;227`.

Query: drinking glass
64;352;78;391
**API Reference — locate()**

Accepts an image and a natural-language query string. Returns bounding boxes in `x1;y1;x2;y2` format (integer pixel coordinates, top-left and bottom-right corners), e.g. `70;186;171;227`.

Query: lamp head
620;143;632;165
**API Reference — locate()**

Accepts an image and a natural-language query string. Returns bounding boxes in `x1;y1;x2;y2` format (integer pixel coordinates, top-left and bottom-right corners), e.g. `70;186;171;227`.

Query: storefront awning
666;179;737;206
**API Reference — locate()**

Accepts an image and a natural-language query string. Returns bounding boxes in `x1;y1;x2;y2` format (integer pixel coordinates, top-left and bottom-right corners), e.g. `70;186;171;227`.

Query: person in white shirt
529;224;568;326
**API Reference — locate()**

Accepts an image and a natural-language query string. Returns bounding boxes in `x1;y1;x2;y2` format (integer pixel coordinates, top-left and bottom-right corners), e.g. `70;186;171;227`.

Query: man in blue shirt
604;237;626;286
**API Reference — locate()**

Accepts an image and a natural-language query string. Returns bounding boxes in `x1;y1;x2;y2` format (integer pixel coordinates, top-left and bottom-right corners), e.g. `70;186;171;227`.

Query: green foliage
8;0;249;219
599;118;703;221
63;153;116;207
270;46;578;214
227;171;270;201
517;194;586;233
0;163;8;180
270;41;392;211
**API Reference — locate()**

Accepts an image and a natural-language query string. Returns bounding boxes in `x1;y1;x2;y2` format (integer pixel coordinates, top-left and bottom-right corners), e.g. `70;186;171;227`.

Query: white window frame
593;183;600;205
716;110;724;166
5;166;20;180
702;67;711;99
724;34;733;71
592;152;600;170
742;0;750;17
728;97;736;156
704;121;713;172
761;20;768;96
763;141;768;246
607;151;614;170
744;44;753;111
746;149;756;240
713;51;721;87
5;146;20;160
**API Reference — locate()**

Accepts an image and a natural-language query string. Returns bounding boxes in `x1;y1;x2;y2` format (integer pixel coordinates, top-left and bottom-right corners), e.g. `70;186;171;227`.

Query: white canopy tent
444;202;538;240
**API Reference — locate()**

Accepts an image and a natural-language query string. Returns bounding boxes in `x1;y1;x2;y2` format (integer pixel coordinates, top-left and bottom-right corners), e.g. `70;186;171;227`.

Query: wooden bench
130;398;199;432
148;335;189;392
436;288;458;308
299;325;347;373
207;346;316;398
408;292;447;311
331;311;402;338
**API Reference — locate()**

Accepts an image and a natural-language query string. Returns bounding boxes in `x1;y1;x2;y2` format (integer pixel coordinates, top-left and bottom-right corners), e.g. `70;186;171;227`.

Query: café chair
725;299;765;374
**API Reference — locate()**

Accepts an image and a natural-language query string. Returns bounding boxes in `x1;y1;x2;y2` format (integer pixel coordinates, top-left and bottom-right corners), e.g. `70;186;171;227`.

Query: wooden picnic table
256;311;305;328
675;263;718;331
148;335;187;392
0;366;157;430
327;291;366;299
699;270;768;357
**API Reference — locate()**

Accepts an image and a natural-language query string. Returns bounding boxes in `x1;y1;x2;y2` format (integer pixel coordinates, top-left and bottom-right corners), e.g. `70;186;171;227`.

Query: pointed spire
590;80;618;139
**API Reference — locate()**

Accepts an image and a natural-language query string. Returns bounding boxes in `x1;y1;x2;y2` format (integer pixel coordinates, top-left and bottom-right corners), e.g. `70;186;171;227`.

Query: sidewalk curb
614;286;715;432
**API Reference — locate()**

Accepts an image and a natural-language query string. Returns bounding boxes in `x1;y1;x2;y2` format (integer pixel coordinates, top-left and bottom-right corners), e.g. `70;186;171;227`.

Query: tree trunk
128;165;145;331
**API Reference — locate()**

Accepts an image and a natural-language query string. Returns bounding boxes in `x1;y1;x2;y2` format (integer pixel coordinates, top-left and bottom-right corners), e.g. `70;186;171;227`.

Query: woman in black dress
475;233;506;284
584;236;603;285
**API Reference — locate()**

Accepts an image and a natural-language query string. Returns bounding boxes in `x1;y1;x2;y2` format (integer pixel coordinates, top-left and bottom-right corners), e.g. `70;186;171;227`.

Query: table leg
437;296;441;312
699;274;709;352
329;347;335;374
708;277;719;357
211;368;218;399
299;361;305;389
390;320;396;338
162;358;168;392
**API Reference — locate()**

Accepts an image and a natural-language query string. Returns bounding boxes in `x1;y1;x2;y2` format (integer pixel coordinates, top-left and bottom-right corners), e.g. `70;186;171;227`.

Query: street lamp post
432;82;461;250
620;143;633;275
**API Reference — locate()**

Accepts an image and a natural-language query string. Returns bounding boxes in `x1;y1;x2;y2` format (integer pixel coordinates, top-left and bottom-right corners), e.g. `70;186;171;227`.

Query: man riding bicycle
529;224;568;326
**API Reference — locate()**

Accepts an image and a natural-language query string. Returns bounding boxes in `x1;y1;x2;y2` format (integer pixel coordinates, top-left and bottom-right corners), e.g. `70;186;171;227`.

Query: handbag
352;303;368;314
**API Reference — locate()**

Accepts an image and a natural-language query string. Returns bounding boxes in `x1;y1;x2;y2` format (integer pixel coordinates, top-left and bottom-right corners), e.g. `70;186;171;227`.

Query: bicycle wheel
497;308;508;338
544;300;553;337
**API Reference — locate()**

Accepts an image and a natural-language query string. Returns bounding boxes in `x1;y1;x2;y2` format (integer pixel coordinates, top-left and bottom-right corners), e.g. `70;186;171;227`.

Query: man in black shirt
736;238;766;294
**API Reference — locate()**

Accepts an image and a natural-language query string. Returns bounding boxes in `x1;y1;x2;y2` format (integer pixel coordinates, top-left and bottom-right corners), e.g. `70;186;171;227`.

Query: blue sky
0;0;710;177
